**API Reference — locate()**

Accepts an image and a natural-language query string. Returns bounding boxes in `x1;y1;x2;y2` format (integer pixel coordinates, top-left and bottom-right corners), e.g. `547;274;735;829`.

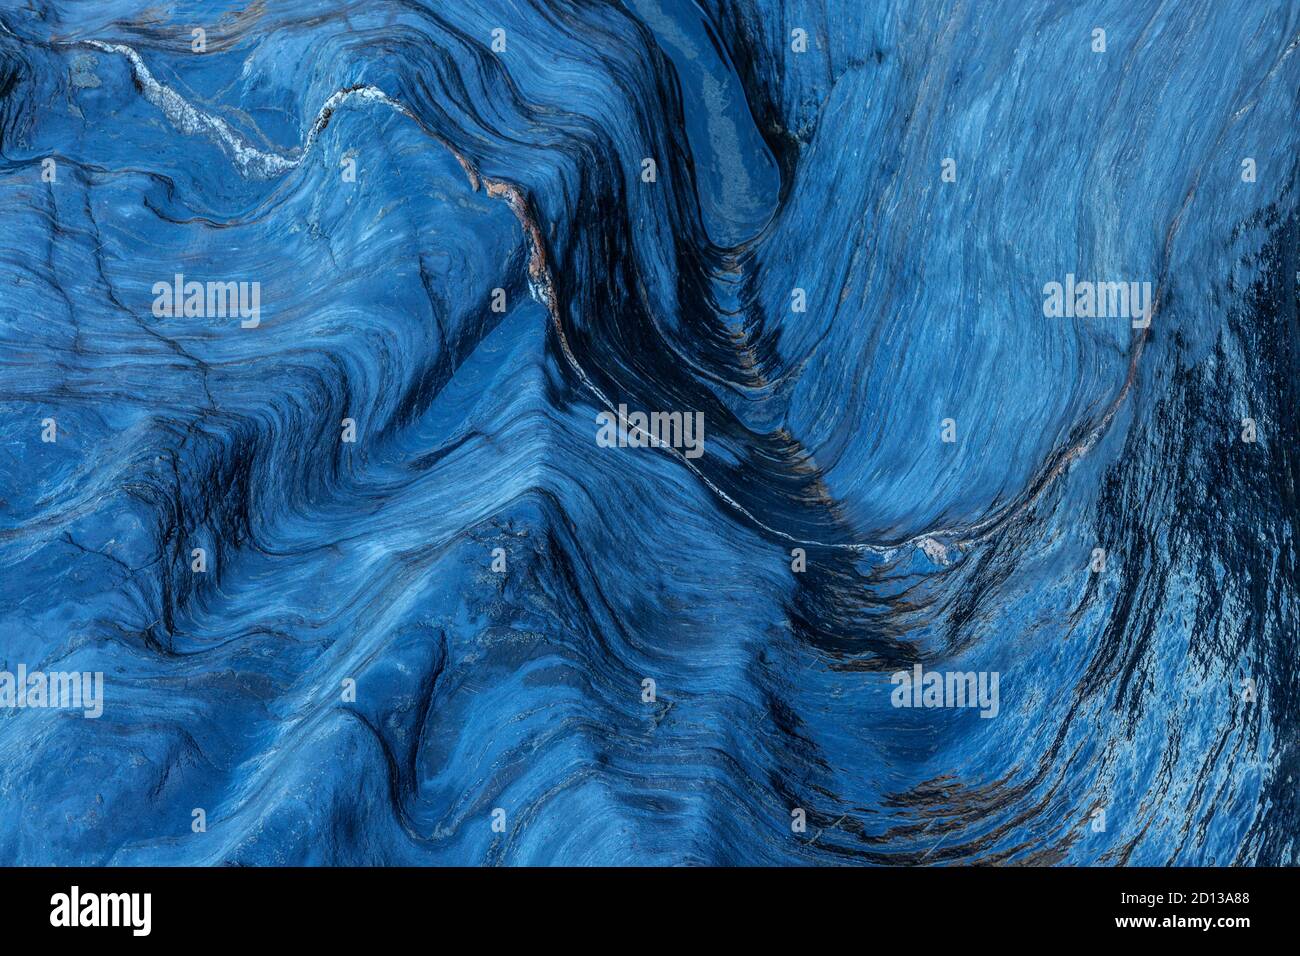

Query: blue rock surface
0;0;1296;865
